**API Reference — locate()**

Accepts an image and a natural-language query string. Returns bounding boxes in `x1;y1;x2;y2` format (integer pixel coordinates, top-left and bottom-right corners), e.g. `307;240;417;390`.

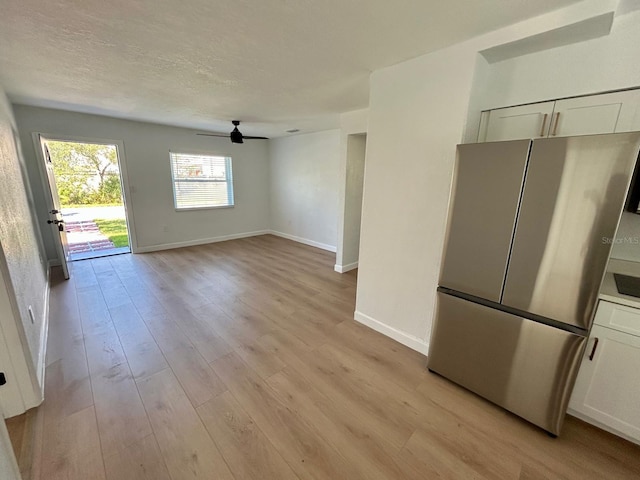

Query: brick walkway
61;206;130;261
65;220;115;256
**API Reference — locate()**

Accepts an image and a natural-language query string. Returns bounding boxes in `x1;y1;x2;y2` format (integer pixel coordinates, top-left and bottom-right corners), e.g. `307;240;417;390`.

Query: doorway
336;133;367;273
39;137;133;266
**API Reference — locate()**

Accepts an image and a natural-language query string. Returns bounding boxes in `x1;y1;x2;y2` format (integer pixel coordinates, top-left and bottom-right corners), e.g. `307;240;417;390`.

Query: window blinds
169;153;234;209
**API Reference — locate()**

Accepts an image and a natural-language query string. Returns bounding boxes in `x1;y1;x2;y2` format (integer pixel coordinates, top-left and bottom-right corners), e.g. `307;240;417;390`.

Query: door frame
31;133;139;258
335;121;368;273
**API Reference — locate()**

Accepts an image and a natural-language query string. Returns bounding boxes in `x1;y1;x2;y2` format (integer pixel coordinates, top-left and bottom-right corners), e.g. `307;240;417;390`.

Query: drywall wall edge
354;310;430;356
334;262;358;273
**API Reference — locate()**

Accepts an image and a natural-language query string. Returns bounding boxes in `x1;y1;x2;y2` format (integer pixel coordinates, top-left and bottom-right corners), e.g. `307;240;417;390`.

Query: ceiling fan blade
196;133;230;137
242;135;269;140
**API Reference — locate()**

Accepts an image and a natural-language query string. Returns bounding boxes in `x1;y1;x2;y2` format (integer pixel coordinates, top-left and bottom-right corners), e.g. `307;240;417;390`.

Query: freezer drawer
440;140;530;302
427;292;586;435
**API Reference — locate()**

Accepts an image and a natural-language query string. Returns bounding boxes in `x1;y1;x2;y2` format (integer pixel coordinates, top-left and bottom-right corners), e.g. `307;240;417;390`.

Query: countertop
599;258;640;309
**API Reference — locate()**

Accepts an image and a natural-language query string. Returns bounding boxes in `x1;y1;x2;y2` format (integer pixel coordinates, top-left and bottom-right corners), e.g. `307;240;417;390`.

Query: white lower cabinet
569;301;640;444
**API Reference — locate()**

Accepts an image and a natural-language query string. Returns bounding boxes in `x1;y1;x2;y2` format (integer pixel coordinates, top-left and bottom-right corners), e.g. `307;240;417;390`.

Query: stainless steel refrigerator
427;132;640;435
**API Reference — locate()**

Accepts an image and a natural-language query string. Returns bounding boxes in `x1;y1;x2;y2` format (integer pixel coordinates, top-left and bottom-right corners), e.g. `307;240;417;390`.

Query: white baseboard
47;259;61;268
118;230;337;255
268;230;337;252
135;230;270;253
354;310;430;355
567;408;640;446
334;261;358;273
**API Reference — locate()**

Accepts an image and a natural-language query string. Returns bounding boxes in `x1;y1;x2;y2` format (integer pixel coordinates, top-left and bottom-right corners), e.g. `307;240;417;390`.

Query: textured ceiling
0;0;582;137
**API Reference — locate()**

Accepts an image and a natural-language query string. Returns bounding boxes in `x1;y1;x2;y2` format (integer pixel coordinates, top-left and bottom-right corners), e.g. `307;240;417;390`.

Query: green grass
94;218;129;248
62;203;123;209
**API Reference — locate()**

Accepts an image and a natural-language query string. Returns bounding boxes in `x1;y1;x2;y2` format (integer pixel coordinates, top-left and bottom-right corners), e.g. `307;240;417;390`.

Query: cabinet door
569;325;640;443
550;90;640;137
594;300;640;337
478;102;555;142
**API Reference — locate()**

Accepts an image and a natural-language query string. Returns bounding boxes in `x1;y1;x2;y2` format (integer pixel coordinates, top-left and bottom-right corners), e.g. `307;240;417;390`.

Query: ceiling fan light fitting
230;127;244;143
197;120;267;143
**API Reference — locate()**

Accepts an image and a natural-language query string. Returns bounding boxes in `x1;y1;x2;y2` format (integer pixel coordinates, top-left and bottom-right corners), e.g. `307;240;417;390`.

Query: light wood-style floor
7;234;640;480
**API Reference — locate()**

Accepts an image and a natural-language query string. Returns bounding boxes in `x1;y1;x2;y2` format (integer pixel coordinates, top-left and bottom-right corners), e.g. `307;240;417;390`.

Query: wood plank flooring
12;234;640;479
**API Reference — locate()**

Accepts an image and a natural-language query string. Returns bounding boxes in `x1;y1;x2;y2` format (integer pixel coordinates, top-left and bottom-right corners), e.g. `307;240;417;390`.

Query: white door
548;90;640;138
478;101;555;142
0;408;21;480
569;324;640;443
39;136;70;279
0;289;22;478
0;295;24;419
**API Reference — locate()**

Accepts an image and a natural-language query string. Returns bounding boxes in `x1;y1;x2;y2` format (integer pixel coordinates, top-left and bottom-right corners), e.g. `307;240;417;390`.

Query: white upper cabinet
478;102;554;142
552;90;640;137
478;89;640;142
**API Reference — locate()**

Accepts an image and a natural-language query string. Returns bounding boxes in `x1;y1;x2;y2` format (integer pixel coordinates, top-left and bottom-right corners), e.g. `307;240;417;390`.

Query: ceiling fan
197;120;268;144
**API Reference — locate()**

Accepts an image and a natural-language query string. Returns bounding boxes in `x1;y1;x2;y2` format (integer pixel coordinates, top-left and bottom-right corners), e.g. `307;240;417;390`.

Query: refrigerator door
427;291;586;435
440;140;530;302
502;133;640;329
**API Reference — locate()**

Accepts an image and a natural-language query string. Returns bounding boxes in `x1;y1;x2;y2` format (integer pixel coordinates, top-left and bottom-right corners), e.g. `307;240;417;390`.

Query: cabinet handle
588;337;599;361
539;114;548;137
551;112;560;136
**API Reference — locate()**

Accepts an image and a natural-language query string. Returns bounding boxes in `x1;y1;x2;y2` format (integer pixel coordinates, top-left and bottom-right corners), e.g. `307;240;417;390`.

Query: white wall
611;212;640;262
13;105;271;257
478;8;640;113
0;87;47;416
268;130;341;251
355;44;478;353
355;0;626;353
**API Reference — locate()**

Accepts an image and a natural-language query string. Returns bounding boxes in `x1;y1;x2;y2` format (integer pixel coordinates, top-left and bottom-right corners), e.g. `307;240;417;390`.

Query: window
169;152;234;210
